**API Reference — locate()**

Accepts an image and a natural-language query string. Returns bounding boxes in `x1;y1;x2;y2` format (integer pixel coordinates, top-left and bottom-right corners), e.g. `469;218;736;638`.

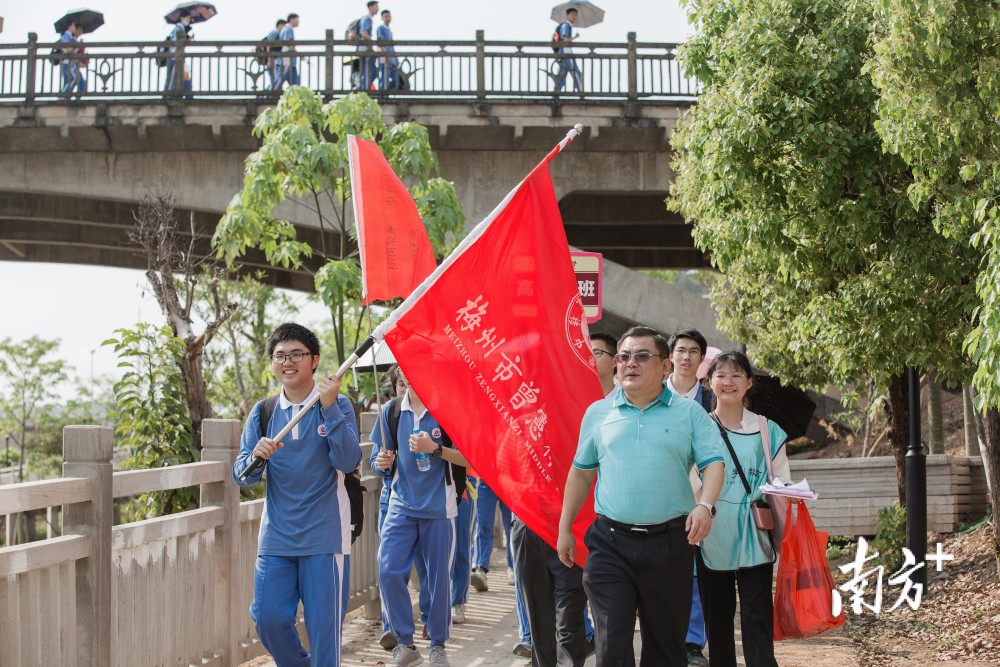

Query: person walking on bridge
273;13;300;90
553;7;582;94
58;21;85;97
232;323;362;667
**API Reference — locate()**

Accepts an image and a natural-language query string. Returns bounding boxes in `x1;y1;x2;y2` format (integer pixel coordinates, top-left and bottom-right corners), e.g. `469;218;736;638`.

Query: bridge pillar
62;425;114;667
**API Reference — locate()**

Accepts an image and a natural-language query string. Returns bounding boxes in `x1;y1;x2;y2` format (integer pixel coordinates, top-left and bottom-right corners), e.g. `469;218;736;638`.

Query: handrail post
63;426;113;667
475;30;486;101
173;33;186;98
200;419;243;667
25;32;38;104
626;31;638;104
324;29;335;100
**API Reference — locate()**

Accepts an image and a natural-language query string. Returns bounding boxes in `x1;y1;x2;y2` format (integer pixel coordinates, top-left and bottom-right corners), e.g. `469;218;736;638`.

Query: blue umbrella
164;2;217;24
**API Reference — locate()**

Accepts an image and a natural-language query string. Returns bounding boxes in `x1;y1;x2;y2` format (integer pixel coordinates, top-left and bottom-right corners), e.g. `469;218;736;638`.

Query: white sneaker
506;568;515;585
470;567;489;592
429;646;451;666
390;644;423;666
452;603;466;624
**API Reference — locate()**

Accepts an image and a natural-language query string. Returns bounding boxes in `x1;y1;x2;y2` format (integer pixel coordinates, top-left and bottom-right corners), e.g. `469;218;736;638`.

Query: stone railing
0;420;383;667
0;31;697;104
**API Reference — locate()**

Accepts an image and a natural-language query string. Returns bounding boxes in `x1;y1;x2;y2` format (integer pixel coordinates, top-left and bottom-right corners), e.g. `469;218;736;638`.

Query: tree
104;323;195;517
131;190;237;444
0;336;69;483
196;272;295;421
867;0;1000;571
214;89;465;365
669;0;977;501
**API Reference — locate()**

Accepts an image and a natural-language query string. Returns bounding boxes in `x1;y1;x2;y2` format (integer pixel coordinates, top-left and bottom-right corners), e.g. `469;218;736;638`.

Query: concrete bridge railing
0;31;698;104
0;421;383;667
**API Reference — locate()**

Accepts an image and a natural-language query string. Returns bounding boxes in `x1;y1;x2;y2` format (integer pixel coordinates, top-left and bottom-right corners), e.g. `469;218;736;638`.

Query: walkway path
246;549;858;667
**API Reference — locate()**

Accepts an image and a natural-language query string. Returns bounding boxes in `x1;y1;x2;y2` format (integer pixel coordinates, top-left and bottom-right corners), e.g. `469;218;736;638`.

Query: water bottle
413;426;432;472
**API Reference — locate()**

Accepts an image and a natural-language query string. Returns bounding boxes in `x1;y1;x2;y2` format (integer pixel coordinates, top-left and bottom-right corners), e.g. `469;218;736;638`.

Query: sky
0;0;693;396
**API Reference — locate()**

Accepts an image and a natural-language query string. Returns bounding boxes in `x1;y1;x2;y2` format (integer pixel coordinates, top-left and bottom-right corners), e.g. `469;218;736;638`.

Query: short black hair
618;326;670;358
178;9;191;18
266;322;320;359
276;18;287;27
287;13;299;21
367;0;379;6
668;328;708;356
381;9;391;16
567;7;578;15
589;332;618;354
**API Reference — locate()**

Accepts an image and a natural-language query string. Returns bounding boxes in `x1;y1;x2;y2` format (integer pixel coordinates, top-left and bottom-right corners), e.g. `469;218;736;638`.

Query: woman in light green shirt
697;351;789;667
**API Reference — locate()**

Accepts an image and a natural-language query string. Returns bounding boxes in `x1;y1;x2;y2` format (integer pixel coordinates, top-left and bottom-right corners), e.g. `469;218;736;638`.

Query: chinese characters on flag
375;129;603;564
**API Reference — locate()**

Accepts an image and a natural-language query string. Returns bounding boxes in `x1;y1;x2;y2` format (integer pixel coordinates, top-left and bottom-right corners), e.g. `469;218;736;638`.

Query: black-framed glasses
270;352;312;364
615;351;664;364
592;349;613;358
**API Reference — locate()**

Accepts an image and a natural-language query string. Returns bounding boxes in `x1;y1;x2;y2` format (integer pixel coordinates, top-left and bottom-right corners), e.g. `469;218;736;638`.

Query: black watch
697;501;716;518
431;443;443;458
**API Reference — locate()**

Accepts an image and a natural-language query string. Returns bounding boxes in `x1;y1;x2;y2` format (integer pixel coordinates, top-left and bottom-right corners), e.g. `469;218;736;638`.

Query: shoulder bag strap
758;415;775;483
711;414;752;495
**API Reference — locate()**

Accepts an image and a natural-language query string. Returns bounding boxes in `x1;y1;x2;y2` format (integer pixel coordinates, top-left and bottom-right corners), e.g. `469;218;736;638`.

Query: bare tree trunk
980;407;1000;576
926;369;945;455
886;373;910;504
964;385;981;456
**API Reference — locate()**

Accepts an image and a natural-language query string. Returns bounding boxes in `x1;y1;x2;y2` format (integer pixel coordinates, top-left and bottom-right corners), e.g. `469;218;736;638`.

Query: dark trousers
696;550;778;667
583;517;692;667
511;519;588;667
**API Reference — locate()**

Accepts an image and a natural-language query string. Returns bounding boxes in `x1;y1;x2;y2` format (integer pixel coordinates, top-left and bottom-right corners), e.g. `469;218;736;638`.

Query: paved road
247;548;856;667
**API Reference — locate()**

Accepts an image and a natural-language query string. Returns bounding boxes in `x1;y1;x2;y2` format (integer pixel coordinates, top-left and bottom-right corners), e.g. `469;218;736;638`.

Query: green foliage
0;336;70;482
197;273;293;421
868;0;1000;409
0;448;19;466
670;0;975;398
104;323;195;518
213;89;466;364
872;502;907;574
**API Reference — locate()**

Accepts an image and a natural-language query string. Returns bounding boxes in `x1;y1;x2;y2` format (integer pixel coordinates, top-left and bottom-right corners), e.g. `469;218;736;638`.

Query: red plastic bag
773;502;845;640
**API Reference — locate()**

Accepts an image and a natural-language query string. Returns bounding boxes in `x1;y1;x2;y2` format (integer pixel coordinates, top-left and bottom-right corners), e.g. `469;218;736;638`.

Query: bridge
0;32;726;340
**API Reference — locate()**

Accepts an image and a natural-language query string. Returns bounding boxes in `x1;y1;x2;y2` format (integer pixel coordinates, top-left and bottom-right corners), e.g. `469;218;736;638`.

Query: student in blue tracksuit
233;323;361;667
667;329;716;667
371;369;469;667
164;10;193;97
357;1;380;90
376;9;397;90
554;7;582;93
273;13;300;91
263;19;288;91
59;22;85;97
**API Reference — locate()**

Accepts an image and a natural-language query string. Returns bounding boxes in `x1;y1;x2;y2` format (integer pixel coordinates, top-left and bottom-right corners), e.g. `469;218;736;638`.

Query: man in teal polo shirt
557;326;725;667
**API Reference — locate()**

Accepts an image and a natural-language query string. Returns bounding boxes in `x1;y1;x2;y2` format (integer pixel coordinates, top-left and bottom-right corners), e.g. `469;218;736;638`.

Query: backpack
49;47;63;66
346;17;361;42
258;394;365;544
254;35;271;66
155;41;171;68
383;396;468;505
551;21;569;53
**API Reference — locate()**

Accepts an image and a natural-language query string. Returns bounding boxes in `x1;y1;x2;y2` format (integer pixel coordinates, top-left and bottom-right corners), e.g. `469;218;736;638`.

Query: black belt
597;513;687;536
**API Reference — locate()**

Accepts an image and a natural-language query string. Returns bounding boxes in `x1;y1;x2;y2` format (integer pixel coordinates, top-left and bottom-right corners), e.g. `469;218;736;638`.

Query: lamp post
905;366;928;589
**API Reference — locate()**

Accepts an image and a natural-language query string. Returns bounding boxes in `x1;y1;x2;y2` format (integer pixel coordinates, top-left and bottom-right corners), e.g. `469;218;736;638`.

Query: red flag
348;135;438;304
374;127;602;564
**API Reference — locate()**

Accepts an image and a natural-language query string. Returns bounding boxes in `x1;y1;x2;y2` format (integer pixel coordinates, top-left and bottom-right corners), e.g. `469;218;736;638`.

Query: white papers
760;477;818;500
